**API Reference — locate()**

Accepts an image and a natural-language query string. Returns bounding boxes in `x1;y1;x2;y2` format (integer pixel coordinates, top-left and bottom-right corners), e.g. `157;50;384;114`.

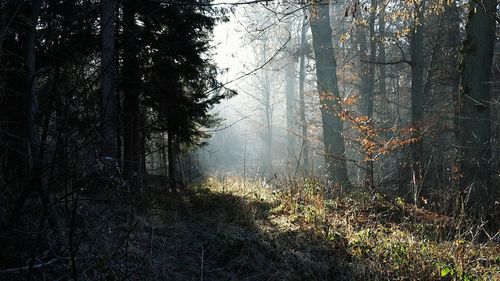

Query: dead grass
201;176;500;281
1;176;498;280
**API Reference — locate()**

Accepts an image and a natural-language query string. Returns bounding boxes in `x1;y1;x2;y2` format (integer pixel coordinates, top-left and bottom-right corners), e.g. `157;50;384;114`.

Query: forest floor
1;176;499;280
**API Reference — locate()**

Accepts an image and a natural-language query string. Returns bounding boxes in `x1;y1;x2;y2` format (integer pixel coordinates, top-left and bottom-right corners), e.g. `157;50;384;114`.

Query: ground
0;176;499;280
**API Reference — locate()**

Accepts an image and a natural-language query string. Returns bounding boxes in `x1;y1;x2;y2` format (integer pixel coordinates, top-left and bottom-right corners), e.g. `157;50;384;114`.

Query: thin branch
204;34;291;94
151;0;276;6
0;259;58;274
360;59;412;66
200;116;249;132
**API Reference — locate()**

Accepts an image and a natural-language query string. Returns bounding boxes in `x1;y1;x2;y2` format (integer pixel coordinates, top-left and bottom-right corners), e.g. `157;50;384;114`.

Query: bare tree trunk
139;112;147;183
365;0;377;189
27;0;59;229
122;0;141;187
160;137;168;177
367;0;376;121
7;0;50;226
285;29;296;163
261;37;273;172
378;2;387;99
167;130;176;185
356;10;369;114
447;1;461;140
356;0;377;188
298;13;309;173
27;0;45;199
459;0;496;213
409;0;425;206
100;0;118;165
309;0;351;189
1;2;30;187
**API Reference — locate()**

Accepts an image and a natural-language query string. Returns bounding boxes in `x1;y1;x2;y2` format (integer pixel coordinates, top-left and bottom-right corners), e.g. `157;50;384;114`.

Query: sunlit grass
200;176;500;281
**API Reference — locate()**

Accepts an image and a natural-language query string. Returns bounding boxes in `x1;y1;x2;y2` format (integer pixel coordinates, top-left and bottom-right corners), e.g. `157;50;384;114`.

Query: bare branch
361;59;412;66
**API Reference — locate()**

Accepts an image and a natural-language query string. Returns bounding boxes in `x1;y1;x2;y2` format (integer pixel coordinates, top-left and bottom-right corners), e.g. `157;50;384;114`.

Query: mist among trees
0;0;498;280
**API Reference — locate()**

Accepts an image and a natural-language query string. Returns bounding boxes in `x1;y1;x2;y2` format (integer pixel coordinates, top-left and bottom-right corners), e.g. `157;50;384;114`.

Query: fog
199;3;321;180
185;0;499;209
198;2;366;183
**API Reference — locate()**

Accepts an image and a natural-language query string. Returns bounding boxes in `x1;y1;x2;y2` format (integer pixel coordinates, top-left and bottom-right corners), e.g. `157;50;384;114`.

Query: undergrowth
203;176;500;281
1;176;498;280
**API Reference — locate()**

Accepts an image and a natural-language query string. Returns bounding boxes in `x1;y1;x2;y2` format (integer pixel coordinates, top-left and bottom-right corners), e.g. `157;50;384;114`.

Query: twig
0;258;58;274
360;59;411;66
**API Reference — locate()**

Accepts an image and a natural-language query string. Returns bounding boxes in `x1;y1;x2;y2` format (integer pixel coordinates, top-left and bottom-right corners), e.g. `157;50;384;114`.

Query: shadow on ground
0;184;355;280
130;186;353;281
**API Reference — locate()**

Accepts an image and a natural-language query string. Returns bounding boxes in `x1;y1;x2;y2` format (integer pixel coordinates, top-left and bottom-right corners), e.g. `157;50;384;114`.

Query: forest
0;0;498;280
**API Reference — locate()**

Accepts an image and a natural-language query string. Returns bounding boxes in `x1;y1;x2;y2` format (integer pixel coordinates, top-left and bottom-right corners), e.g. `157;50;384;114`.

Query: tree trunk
122;0;141;186
409;1;425;206
447;1;461;140
261;37;273;171
7;0;50;226
298;13;309;173
367;0;376;121
100;0;118;165
378;2;387;99
459;0;496;213
356;0;376;188
309;0;351;188
167;130;176;185
1;2;31;185
26;0;44;196
285;30;296;162
366;0;377;189
356;10;369;115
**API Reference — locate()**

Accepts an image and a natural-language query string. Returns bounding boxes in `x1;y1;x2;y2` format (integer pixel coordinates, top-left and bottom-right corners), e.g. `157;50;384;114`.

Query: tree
355;0;376;188
409;0;426;206
139;1;229;184
122;0;143;186
309;0;351;188
378;1;387;99
285;21;297;163
458;0;497;213
0;0;49;228
100;0;118;165
297;12;310;172
0;2;32;187
260;35;274;171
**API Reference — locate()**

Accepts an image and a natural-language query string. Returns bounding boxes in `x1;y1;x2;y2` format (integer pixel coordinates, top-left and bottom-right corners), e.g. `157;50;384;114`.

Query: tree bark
356;0;377;188
6;0;50;227
285;28;296;162
167;130;176;185
367;0;376;121
1;2;31;185
261;37;273;171
100;0;118;164
459;0;496;213
26;0;45;201
366;0;377;189
409;0;425;206
309;0;351;188
378;2;387;99
298;13;309;173
122;0;141;186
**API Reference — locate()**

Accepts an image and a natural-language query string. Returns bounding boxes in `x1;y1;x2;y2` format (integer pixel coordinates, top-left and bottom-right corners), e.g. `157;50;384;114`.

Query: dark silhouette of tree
458;0;497;214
